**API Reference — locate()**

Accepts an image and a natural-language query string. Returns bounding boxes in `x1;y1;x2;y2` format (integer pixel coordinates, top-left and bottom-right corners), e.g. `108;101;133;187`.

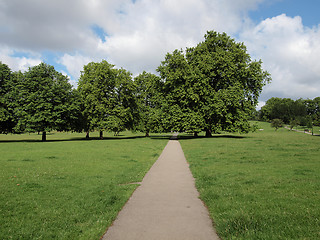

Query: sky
1;0;320;108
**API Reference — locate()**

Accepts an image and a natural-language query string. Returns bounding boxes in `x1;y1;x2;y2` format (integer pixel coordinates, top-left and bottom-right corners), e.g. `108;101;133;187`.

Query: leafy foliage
260;98;306;123
157;31;271;136
1;31;274;138
10;63;74;140
78;60;137;138
289;119;299;130
271;118;283;131
304;97;320;126
134;71;164;136
259;97;320;127
0;62;15;133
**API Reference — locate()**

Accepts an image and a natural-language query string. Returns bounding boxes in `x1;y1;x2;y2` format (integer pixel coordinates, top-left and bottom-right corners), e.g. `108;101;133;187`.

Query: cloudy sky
1;0;319;106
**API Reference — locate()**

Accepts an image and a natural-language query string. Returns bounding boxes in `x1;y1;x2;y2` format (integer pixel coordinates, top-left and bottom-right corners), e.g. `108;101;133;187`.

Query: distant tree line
257;97;320;128
0;31;270;141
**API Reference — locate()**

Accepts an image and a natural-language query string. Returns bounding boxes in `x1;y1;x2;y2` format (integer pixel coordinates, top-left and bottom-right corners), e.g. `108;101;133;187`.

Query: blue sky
0;0;320;105
249;0;320;27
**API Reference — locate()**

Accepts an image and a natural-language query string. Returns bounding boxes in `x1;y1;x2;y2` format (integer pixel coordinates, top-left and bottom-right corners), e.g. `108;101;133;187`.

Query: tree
157;31;271;136
134;71;164;136
312;97;320;126
260;97;307;124
78;60;136;139
13;63;74;141
304;97;320;126
289;119;299;130
109;68;137;135
59;88;84;133
0;62;15;133
271;119;283;131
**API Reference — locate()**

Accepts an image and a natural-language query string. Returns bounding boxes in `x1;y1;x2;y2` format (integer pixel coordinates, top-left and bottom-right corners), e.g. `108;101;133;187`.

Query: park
0;31;319;239
0;124;319;239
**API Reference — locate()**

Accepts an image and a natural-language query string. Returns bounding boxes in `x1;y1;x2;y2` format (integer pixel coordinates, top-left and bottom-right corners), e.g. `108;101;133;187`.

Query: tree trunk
42;131;46;141
100;130;103;140
205;129;212;137
86;131;89;139
194;132;198;137
145;131;150;137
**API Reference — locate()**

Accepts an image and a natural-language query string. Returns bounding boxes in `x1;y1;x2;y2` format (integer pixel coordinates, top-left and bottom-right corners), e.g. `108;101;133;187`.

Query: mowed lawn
0;132;168;240
180;122;320;240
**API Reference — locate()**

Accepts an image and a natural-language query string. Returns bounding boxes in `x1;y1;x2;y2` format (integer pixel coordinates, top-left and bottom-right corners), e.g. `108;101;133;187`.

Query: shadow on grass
0;131;259;143
177;134;248;140
0;134;173;143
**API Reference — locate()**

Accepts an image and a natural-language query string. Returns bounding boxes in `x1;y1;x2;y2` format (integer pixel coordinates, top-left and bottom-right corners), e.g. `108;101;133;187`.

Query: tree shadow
0;134;173;143
0;137;83;143
0;132;251;143
177;134;248;140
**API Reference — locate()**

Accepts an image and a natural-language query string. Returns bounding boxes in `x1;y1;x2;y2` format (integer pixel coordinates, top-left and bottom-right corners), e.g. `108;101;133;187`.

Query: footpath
284;126;315;135
102;136;220;240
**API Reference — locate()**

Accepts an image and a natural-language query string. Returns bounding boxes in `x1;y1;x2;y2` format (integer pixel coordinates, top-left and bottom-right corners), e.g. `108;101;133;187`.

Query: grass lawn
0;131;169;240
292;125;320;135
179;122;320;240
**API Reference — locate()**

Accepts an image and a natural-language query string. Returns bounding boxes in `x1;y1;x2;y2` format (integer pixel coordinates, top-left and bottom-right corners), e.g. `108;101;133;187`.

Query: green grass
0;131;169;240
291;124;320;135
179;122;320;240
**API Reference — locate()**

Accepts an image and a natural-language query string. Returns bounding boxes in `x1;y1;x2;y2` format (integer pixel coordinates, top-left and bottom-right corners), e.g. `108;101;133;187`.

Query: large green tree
260;97;308;124
134;71;164;136
0;62;15;133
13;63;75;141
78;60;136;139
304;97;320;126
157;31;271;136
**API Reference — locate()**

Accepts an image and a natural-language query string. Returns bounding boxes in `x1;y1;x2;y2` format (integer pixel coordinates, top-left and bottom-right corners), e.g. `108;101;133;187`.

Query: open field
179;122;320;239
1;125;319;240
0;131;169;240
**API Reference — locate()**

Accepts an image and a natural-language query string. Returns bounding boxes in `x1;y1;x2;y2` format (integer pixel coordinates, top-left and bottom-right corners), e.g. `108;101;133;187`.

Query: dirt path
102;137;220;240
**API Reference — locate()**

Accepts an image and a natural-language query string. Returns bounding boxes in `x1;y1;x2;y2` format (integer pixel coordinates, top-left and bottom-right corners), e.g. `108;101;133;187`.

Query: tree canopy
259;97;319;127
0;30;277;139
271;118;284;131
78;60;137;139
134;71;164;136
0;62;14;134
157;31;271;136
13;63;75;140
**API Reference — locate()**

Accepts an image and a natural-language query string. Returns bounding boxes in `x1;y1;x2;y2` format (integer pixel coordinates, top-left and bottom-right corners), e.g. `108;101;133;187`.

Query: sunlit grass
179;122;320;239
292;124;320;135
0;131;169;240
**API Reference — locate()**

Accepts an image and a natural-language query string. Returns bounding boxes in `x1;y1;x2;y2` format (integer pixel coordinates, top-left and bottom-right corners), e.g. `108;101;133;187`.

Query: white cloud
58;53;93;81
241;14;320;100
0;0;110;52
1;0;266;76
92;0;266;75
0;47;41;72
257;101;266;110
1;0;319;101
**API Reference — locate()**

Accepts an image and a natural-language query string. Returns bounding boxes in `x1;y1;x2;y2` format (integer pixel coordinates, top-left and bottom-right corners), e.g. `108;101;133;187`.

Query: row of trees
258;97;320;127
0;31;270;141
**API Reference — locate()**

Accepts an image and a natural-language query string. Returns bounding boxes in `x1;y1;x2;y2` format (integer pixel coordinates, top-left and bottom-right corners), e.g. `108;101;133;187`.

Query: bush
271;119;283;131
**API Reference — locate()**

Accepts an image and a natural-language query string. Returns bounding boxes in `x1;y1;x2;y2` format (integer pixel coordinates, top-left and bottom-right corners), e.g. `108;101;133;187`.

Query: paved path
284;126;315;135
102;138;220;240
